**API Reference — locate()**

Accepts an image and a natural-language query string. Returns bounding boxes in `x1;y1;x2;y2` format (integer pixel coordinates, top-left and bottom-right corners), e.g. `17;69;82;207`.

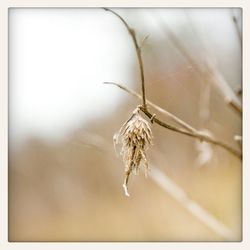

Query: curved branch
76;131;237;240
163;22;242;114
104;82;242;159
151;168;236;240
140;107;242;159
103;8;147;109
104;81;196;133
103;8;241;160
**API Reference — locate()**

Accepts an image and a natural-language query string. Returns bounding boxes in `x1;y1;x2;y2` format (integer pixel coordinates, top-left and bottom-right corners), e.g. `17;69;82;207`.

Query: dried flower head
114;107;153;196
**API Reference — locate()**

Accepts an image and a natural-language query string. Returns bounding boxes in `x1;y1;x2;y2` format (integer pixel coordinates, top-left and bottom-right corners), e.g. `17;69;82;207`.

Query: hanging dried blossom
114;107;153;196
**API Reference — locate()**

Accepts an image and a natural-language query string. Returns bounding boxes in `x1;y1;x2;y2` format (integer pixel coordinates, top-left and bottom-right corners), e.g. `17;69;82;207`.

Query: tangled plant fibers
114;107;153;196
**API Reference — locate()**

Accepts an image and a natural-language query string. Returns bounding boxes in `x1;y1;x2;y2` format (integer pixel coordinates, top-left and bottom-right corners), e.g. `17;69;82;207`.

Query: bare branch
102;9;240;238
104;81;242;159
103;8;147;109
151;168;237;240
234;135;242;148
161;22;242;114
103;9;241;159
75;131;237;240
207;63;242;114
234;135;242;142
104;81;196;133
235;87;242;96
140;107;241;159
231;10;242;45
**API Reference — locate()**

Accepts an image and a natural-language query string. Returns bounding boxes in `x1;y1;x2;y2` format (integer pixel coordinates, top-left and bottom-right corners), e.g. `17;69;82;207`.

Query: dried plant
114;107;153;196
104;7;241;197
103;8;241;239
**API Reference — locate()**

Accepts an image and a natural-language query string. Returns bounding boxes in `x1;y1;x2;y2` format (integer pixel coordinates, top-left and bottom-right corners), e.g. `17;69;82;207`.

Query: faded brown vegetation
9;8;242;241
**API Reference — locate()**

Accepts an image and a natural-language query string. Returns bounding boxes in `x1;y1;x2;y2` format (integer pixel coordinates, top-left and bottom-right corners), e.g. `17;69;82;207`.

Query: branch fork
103;8;242;197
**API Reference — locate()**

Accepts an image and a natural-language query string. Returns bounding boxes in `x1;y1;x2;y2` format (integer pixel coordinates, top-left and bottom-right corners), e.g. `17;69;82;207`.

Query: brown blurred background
9;8;242;241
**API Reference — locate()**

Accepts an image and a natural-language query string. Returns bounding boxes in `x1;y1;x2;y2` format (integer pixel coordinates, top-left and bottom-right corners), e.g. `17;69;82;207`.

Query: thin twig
236;87;242;96
207;63;242;114
234;135;242;148
160;20;242;114
104;82;241;159
140;107;242;159
104;81;196;133
102;9;240;238
103;9;241;158
151;168;237;240
103;8;147;109
75;131;237;240
231;10;242;45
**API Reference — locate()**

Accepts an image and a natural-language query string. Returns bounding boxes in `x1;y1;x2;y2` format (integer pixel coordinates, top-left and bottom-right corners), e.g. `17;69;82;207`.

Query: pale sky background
9;8;241;146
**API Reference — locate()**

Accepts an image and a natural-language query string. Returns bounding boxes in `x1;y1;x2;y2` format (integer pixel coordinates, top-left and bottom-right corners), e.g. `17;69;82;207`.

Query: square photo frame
1;0;250;250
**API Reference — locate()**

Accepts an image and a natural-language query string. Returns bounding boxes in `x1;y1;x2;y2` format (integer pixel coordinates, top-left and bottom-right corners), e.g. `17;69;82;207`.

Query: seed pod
114;107;153;196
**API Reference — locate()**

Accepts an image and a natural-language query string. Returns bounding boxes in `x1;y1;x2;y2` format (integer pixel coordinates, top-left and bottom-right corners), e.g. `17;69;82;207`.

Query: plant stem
103;8;241;159
103;8;147;109
140;107;242;159
104;81;196;133
104;82;242;159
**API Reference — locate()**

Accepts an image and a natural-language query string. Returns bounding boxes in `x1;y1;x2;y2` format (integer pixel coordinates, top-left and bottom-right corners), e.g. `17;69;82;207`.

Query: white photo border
1;0;249;249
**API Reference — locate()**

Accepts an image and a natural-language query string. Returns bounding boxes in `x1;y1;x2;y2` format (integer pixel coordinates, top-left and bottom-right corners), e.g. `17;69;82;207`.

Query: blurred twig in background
80;130;237;240
102;8;240;239
9;8;241;241
234;135;242;148
206;62;242;114
161;21;242;114
231;9;242;45
150;168;236;240
104;8;241;160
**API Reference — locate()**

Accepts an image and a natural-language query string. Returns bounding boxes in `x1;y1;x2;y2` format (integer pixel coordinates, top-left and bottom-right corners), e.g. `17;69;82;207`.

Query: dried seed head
114;107;153;196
